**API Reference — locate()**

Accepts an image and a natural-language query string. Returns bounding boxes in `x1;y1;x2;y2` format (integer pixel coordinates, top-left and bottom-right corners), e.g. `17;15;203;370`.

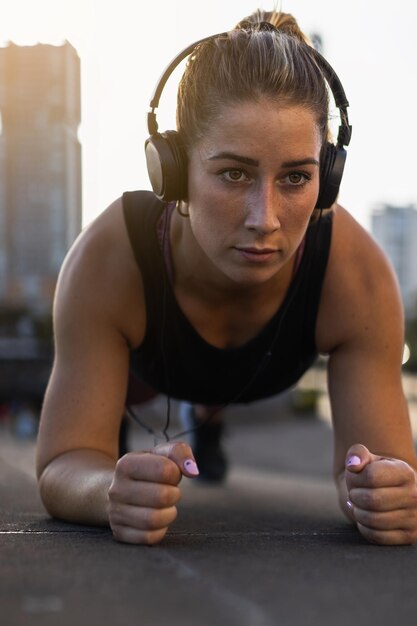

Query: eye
219;169;249;183
284;172;311;186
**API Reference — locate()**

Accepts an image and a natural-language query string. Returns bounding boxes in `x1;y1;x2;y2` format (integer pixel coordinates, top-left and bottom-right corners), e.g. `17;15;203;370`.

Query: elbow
37;462;62;520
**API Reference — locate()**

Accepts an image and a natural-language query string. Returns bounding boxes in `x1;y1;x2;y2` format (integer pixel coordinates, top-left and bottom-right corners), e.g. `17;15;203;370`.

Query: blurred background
1;0;417;441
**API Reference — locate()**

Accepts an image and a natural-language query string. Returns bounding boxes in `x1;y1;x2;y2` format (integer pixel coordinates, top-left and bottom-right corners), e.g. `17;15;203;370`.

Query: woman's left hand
344;444;417;545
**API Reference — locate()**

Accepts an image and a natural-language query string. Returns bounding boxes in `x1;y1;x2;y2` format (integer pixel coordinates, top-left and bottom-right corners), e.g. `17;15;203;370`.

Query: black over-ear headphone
145;30;352;209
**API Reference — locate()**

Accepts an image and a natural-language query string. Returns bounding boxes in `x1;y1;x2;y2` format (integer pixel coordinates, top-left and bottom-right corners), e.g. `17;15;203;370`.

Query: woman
36;10;417;546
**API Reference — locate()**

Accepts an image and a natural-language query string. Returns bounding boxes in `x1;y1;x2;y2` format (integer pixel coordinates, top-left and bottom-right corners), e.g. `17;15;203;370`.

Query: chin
227;266;282;289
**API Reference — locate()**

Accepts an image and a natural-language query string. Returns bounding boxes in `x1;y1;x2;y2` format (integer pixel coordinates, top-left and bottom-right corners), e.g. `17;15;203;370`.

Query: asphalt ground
1;394;417;626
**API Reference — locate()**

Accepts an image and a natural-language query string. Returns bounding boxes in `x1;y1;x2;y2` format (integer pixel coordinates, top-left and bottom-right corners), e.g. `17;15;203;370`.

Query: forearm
38;449;116;526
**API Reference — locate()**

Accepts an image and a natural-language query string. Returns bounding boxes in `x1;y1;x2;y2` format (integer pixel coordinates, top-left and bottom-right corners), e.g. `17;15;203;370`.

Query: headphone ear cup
315;142;347;209
145;130;187;201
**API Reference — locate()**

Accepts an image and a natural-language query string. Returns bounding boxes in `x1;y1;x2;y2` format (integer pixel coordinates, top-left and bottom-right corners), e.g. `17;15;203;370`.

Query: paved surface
1;395;417;626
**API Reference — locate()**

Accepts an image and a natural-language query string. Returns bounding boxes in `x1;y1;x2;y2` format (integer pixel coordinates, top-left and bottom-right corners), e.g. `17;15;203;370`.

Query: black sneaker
179;402;228;483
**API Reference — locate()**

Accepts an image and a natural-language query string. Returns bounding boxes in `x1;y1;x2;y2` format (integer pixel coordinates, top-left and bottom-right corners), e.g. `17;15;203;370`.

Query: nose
244;181;281;235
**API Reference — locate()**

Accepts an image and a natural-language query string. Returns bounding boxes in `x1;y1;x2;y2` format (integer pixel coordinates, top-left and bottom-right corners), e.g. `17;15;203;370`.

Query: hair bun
237;20;278;33
235;10;309;44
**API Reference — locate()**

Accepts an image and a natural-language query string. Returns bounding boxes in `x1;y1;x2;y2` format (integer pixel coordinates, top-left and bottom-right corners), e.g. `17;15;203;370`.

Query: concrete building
371;204;417;317
0;41;81;311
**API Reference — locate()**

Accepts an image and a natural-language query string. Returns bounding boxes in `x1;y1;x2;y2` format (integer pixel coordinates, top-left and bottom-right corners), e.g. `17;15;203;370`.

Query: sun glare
1;0;88;48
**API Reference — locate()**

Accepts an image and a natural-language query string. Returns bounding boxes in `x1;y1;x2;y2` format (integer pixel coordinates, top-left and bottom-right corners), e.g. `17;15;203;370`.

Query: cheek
296;178;321;219
283;192;319;231
190;207;227;241
189;201;239;258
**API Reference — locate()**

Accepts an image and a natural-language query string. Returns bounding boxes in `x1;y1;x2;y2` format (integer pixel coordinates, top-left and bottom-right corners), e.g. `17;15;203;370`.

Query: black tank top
123;190;332;405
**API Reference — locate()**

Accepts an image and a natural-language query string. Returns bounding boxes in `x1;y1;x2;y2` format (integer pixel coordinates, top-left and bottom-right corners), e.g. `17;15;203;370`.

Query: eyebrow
208;152;259;166
282;158;320;168
208;152;319;168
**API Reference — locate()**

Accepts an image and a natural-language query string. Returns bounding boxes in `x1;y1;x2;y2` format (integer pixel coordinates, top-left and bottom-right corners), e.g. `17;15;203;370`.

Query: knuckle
143;509;161;530
363;465;379;488
111;524;167;546
401;462;416;483
143;508;163;530
159;459;173;483
400;528;416;545
107;505;120;525
357;509;374;527
169;506;178;524
108;482;122;502
158;461;177;484
142;532;155;546
114;454;139;480
158;485;177;508
111;524;127;543
174;442;190;456
114;454;130;475
116;452;149;478
143;529;167;546
407;487;417;509
145;506;177;529
356;523;378;544
355;507;385;531
111;526;120;540
362;490;380;510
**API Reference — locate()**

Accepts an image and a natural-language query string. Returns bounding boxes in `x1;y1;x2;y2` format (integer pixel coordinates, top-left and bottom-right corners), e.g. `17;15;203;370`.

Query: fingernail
184;459;199;476
346;499;353;510
346;455;361;468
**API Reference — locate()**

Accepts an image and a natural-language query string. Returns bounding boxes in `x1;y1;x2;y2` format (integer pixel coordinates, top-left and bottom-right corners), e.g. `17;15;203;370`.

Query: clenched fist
108;442;199;545
344;444;417;545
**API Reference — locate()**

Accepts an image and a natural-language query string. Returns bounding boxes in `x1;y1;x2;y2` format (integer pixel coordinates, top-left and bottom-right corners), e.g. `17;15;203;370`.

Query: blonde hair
236;9;311;44
176;10;329;152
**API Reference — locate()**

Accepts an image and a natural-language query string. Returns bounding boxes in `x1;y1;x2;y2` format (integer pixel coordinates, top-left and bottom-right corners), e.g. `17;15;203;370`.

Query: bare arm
37;201;135;524
317;207;417;544
328;318;417;545
36;200;199;542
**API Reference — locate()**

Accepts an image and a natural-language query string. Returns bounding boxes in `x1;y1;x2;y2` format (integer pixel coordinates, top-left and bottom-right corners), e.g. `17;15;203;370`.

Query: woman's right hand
108;442;199;545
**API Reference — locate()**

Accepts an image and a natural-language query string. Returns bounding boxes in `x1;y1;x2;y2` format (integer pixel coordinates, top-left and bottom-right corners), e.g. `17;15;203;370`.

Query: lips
238;246;277;254
234;246;278;262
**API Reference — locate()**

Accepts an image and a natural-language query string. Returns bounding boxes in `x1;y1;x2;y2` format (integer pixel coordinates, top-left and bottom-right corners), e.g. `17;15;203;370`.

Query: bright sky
2;0;417;229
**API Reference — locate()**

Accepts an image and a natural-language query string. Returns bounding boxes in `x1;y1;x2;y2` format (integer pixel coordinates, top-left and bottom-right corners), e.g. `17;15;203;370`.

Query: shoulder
58;197;129;293
328;205;395;288
316;204;404;354
55;196;146;349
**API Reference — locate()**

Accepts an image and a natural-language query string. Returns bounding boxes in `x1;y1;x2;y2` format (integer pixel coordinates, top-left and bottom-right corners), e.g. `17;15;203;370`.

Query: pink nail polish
184;459;199;476
346;455;361;467
346;499;353;510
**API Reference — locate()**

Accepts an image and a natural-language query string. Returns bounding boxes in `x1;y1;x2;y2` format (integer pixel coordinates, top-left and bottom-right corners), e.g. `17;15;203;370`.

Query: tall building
371;204;417;317
0;41;81;311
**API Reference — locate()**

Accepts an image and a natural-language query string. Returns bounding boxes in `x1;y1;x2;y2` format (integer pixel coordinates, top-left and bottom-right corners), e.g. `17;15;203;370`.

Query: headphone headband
307;48;352;147
147;33;228;136
147;30;352;147
145;28;352;207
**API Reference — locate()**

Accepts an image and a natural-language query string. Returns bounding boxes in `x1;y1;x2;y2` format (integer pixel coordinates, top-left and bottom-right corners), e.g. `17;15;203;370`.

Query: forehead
194;99;322;158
